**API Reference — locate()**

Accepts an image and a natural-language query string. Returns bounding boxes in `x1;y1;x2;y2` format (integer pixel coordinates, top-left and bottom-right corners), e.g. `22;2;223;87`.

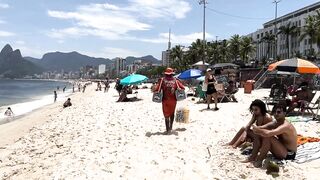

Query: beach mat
287;116;313;123
295;142;320;164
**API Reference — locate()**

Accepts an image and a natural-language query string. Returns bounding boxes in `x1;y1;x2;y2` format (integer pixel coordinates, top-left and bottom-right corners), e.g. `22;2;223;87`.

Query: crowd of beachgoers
0;67;319;179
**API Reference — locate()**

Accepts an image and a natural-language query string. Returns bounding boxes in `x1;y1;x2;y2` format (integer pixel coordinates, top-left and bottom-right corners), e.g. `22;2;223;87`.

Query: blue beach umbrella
178;69;202;80
196;76;205;81
120;74;148;85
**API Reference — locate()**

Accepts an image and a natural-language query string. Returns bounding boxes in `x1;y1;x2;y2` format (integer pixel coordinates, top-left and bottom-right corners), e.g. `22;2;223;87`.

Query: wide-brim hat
164;67;175;75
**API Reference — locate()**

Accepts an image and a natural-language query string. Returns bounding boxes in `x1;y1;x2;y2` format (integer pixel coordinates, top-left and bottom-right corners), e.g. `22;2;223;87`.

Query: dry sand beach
0;83;319;179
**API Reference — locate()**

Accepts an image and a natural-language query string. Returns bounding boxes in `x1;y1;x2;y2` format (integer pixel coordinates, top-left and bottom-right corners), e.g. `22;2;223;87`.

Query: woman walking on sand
154;68;184;134
205;68;219;110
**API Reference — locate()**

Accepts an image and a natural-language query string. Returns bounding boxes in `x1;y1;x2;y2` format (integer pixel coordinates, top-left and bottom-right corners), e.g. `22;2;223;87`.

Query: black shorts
285;150;296;160
206;86;217;95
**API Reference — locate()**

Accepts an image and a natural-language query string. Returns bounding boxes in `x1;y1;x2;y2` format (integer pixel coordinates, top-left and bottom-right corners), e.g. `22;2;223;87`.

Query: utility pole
273;0;281;61
199;0;208;64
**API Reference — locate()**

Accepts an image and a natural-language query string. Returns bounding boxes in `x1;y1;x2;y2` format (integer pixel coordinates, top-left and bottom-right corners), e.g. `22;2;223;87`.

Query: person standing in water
4;107;14;117
72;84;75;93
54;91;57;102
153;68;184;135
63;86;66;93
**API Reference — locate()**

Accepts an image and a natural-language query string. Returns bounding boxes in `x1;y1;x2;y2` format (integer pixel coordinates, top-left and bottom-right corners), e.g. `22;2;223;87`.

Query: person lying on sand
225;99;272;162
252;104;297;167
63;98;72;108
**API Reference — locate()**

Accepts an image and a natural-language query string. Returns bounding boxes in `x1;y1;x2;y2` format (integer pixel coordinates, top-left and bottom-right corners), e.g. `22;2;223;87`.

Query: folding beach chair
265;83;287;111
195;85;206;102
300;91;320;117
215;83;232;103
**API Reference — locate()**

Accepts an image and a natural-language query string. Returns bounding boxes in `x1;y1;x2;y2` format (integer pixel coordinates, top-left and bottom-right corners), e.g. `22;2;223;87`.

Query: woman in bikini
226;99;273;162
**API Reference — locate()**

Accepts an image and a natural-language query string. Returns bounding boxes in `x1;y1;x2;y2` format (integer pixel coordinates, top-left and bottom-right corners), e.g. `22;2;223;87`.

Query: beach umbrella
196;76;205;81
178;69;202;80
268;58;319;74
192;61;210;66
267;71;300;76
120;74;148;85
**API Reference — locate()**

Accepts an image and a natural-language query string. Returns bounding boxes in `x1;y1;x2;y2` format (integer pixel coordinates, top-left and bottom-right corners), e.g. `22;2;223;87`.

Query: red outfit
155;76;184;118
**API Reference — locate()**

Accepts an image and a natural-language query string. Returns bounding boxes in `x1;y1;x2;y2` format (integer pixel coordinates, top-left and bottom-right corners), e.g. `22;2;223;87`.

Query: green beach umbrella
120;74;148;85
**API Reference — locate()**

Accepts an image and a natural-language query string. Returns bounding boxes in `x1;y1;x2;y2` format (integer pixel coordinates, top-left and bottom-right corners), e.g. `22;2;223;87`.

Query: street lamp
199;0;208;65
273;0;281;60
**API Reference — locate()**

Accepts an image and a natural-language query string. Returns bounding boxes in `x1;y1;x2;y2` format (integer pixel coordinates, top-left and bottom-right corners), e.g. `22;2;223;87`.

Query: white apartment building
98;64;106;75
247;2;320;61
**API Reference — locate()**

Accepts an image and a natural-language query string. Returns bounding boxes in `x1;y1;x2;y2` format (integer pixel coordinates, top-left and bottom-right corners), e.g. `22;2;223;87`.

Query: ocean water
0;79;72;122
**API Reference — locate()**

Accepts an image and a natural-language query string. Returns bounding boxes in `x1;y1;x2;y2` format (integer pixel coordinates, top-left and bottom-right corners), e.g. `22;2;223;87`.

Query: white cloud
142;32;214;44
0;20;6;24
47;1;191;40
0;30;14;37
0;3;9;9
84;47;142;59
127;0;191;19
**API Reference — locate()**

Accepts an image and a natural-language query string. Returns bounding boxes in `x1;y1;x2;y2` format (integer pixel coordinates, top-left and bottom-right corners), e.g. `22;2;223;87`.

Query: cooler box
244;80;255;94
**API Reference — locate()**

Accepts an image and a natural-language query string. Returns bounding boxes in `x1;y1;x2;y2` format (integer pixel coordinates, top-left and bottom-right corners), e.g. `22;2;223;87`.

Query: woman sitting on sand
226;99;272;162
4;107;14;117
153;68;184;135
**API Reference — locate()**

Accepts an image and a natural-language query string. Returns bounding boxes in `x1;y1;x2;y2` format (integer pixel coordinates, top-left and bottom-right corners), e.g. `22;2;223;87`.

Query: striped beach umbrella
268;58;319;74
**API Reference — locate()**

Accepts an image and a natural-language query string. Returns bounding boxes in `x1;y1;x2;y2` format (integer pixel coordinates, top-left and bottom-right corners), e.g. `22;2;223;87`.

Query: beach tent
192;61;210;66
178;69;202;80
120;74;148;85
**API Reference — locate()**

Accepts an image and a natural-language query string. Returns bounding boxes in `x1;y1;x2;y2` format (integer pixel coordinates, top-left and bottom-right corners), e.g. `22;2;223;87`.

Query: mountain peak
0;44;13;57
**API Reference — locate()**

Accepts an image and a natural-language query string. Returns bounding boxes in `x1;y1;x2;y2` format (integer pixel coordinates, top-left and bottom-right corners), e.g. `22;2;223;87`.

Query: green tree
278;22;298;58
189;39;205;64
229;34;241;61
300;15;319;58
170;45;185;71
240;36;255;62
261;32;275;59
206;41;220;64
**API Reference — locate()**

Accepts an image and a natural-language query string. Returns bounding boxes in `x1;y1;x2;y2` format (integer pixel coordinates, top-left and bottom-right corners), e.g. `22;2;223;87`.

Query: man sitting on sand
287;82;312;114
252;104;297;167
117;86;129;102
4;107;14;117
226;99;272;163
63;98;72;108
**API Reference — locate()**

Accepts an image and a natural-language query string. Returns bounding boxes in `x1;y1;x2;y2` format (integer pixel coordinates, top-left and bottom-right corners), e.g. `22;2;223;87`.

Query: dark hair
274;104;287;113
250;99;267;116
68;98;71;100
228;81;234;84
8;107;11;110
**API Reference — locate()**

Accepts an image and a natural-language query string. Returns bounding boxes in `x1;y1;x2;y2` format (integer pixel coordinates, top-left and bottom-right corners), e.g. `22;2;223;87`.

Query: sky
0;0;319;59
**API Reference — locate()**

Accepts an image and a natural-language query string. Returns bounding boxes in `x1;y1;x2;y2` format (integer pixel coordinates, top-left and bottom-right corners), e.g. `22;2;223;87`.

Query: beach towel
297;135;320;146
287;116;313;122
295;142;320;164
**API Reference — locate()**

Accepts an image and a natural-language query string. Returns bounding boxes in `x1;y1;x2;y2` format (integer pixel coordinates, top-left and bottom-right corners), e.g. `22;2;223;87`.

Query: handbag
202;82;208;92
175;79;186;101
152;78;163;103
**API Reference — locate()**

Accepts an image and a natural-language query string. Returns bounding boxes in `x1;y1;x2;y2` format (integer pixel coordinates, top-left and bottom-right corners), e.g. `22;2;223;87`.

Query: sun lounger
265;83;288;111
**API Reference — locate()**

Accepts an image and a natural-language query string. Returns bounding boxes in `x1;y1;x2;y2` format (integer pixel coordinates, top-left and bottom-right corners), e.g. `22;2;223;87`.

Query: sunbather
226;100;272;163
225;81;238;102
252;104;297;167
287;82;312;114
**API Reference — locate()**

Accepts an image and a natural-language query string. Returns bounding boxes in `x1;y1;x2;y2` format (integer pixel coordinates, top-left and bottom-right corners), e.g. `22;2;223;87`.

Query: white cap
206;68;212;72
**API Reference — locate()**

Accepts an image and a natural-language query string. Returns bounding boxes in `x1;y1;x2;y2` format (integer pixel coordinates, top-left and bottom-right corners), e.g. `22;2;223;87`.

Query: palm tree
189;39;205;64
170;45;184;71
206;41;220;64
261;32;275;59
300;15;319;58
240;36;255;62
278;22;298;58
229;34;241;61
220;40;229;63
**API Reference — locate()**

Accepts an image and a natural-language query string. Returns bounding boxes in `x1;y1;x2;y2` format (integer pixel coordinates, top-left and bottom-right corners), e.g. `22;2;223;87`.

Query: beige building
248;2;320;61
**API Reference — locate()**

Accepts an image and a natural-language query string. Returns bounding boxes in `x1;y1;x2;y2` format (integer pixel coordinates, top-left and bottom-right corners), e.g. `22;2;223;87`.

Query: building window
270;30;273;34
298;20;301;26
308;39;312;45
304;39;307;45
257;34;260;39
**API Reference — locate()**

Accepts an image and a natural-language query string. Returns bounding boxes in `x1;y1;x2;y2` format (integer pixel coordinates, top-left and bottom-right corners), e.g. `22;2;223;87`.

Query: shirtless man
287;83;312;114
252;104;297;167
226;100;272;162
